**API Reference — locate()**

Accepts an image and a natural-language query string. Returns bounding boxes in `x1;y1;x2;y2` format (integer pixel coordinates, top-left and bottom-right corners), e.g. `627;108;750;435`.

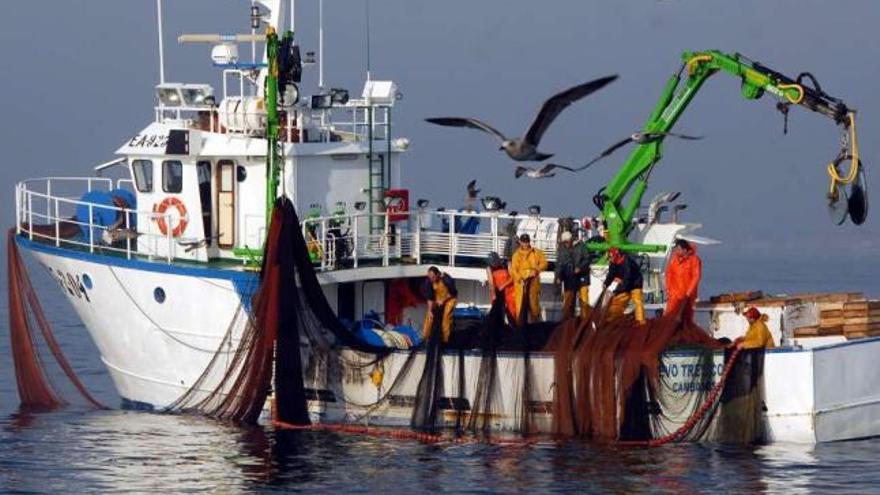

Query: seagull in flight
426;75;618;162
550;131;703;172
514;163;575;179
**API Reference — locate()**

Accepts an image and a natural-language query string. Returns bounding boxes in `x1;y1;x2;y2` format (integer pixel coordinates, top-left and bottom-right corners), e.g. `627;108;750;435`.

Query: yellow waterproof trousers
422;298;456;343
515;279;541;324
562;286;591;320
606;289;645;324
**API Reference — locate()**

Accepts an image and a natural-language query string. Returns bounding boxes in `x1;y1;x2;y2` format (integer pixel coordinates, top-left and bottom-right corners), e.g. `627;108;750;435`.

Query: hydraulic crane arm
594;50;860;255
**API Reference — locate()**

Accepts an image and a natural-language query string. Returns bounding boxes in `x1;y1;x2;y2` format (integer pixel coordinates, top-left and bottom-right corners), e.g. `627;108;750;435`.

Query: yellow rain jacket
741;316;776;349
510;246;548;322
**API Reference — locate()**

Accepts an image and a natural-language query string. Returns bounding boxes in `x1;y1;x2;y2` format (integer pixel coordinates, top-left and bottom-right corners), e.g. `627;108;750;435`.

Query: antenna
251;1;257;65
365;0;371;81
318;0;324;90
156;0;165;84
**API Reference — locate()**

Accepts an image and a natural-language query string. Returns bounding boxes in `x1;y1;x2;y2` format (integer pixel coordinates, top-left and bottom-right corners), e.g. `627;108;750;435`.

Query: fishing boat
10;0;878;444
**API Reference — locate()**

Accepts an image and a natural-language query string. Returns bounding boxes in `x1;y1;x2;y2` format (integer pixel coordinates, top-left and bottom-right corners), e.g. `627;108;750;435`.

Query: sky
1;0;878;260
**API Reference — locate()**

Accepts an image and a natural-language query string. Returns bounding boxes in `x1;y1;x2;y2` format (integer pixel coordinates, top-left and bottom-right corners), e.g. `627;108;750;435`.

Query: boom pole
593;50;857;255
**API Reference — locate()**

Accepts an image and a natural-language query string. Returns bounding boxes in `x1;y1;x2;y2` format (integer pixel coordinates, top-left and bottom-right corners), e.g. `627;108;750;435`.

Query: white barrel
217;97;266;133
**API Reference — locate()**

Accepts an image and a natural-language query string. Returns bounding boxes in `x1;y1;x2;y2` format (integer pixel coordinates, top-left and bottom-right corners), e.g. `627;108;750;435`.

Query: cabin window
196;161;213;245
132;160;153;193
162;160;183;193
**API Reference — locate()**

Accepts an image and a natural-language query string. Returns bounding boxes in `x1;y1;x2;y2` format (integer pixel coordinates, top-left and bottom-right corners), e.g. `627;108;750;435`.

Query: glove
607;280;620;293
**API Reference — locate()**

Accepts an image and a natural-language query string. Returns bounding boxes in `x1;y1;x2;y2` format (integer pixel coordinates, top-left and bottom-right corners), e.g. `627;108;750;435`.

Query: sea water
2;252;880;494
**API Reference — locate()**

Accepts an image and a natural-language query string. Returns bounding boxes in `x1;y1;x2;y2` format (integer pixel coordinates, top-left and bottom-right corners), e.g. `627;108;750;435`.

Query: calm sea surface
2;252;880;494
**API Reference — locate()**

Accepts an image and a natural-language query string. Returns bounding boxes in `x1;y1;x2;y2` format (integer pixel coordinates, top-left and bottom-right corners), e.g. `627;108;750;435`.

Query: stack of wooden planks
841;300;880;338
785;293;880;339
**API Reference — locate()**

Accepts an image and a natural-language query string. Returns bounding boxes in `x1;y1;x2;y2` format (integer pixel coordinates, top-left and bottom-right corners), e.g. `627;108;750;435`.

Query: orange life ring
153;197;188;237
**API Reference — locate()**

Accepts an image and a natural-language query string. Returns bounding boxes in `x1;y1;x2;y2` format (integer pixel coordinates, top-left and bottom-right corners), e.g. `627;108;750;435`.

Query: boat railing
16;178;191;264
301;209;567;272
154;98;391;145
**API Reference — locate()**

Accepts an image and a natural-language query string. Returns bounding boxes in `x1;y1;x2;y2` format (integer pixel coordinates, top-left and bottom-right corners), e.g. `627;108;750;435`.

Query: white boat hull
22;238;880;444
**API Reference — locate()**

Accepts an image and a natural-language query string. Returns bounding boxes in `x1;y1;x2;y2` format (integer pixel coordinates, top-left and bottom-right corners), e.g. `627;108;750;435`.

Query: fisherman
421;266;458;343
486;251;517;322
603;247;646;325
664;239;702;322
555;231;591;320
734;307;776;349
510;234;548;324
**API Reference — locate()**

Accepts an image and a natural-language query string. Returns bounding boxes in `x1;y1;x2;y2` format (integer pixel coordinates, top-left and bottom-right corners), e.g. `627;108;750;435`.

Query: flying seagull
426;75;618;162
514;163;575;179
466;179;481;199
552;131;704;172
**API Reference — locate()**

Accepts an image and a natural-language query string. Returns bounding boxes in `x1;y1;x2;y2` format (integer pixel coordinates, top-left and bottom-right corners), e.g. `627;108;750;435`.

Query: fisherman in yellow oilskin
510;234;548;324
603;247;646;325
734;306;776;349
421;266;458;343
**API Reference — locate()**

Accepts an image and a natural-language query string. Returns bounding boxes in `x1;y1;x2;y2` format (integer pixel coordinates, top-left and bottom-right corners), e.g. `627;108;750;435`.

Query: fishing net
6;229;106;410
166;198;389;424
547;295;767;444
163;198;766;444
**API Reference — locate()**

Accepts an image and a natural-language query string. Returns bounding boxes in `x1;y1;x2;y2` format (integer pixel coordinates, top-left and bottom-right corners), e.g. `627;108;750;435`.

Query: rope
827;112;860;195
107;265;239;353
686;54;713;76
617;346;742;448
777;83;805;104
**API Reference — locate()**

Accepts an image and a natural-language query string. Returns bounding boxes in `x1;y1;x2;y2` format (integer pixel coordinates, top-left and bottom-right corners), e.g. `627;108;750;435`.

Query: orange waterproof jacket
665;246;702;300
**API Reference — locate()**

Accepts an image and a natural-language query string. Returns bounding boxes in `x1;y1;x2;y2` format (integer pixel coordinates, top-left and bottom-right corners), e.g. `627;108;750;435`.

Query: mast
156;0;165;84
265;27;282;225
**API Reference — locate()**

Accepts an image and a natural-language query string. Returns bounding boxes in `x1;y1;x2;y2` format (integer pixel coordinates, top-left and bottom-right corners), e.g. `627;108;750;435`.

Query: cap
744;307;761;319
560;231;572;242
519;234;531;242
581;217;592;230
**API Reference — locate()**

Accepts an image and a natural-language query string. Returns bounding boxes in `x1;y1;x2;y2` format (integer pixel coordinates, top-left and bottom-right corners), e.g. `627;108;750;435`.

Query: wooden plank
819;317;845;327
846;330;880;340
793;326;821;337
842;316;880;325
820;310;843;319
843;309;880;318
793;293;864;303
843;325;880;334
709;291;764;304
843;301;880;311
818;325;844;335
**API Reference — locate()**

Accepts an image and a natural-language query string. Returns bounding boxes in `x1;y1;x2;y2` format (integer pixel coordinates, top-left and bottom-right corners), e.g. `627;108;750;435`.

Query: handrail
17;178;677;281
16;180;189;264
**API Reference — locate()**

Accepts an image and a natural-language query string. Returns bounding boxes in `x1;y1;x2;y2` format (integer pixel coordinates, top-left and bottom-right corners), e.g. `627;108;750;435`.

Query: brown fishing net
546;294;766;444
6;229;106;410
166;198;391;424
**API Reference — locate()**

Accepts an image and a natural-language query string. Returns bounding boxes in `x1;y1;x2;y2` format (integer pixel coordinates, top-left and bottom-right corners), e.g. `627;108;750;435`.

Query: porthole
82;273;93;290
154;287;166;303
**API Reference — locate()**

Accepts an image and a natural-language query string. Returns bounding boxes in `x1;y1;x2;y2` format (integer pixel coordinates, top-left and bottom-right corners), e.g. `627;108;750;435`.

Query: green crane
265;26;283;227
589;50;861;256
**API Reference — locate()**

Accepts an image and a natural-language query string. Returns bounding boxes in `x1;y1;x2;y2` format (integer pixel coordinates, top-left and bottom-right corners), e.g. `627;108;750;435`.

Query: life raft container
153;197;188;237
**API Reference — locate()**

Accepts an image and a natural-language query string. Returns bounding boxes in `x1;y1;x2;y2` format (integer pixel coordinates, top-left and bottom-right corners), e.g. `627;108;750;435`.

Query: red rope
617;347;743;448
275;348;743;448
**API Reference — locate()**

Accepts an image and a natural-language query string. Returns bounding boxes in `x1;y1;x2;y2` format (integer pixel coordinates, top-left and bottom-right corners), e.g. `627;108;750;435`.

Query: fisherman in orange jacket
664;239;702;322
